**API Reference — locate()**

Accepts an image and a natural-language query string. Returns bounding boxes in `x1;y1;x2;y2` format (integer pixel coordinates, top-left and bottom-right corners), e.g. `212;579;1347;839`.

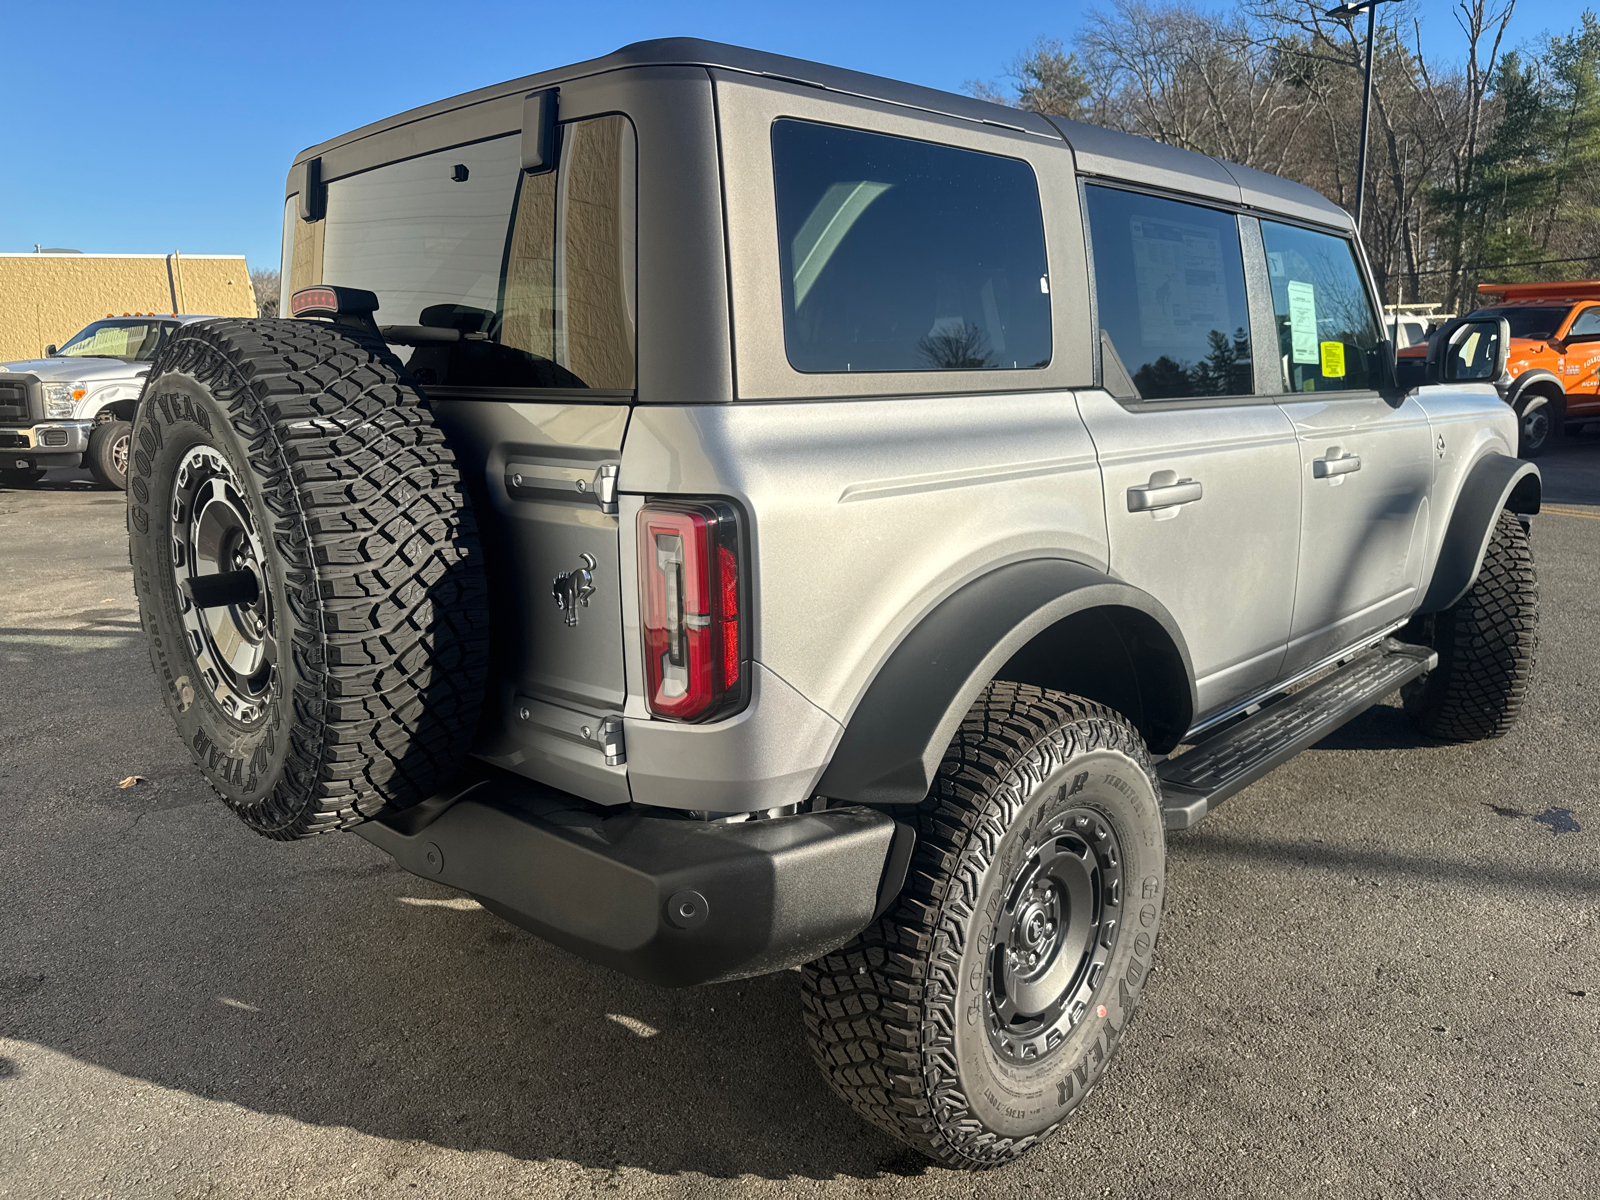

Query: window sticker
1130;216;1226;349
1287;281;1318;364
1320;340;1346;379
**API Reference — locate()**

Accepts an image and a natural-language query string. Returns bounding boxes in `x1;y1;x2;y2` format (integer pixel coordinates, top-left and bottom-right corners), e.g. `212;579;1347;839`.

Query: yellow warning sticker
1320;340;1346;378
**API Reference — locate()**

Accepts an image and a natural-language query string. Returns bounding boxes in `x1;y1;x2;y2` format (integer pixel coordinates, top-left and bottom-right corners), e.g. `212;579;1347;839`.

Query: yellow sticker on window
1320;340;1346;379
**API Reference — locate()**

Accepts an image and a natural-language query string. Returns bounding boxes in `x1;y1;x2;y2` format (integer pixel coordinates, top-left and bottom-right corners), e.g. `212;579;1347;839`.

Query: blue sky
0;0;1580;272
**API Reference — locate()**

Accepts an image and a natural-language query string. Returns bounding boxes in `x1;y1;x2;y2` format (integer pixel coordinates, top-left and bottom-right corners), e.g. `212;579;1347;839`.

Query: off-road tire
0;467;45;488
1403;509;1536;741
802;685;1166;1168
127;318;489;839
87;419;132;489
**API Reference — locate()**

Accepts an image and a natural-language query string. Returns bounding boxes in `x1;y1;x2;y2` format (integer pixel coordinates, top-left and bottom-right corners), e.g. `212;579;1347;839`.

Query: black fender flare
1504;369;1564;416
816;558;1196;807
1417;452;1541;614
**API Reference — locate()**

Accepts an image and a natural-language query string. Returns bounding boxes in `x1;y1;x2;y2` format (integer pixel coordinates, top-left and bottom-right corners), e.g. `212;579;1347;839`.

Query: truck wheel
127;318;490;840
1515;396;1558;458
802;685;1166;1168
0;467;45;488
87;419;132;489
1403;510;1536;741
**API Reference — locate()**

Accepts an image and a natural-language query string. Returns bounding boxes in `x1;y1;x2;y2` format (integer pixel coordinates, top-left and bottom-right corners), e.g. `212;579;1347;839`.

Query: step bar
1159;638;1437;831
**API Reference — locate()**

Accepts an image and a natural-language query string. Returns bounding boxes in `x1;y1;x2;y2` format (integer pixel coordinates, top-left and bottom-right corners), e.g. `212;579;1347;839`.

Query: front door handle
1313;449;1362;479
1127;476;1203;512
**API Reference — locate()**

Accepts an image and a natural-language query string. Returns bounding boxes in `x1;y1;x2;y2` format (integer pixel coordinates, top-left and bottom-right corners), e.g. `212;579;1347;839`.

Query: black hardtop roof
293;37;1349;229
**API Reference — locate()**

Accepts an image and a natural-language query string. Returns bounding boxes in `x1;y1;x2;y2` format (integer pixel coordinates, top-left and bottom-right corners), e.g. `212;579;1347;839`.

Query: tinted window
772;120;1051;373
57;319;175;363
1564;306;1600;338
1085;186;1252;400
315;117;636;391
1261;221;1382;393
1468;306;1571;340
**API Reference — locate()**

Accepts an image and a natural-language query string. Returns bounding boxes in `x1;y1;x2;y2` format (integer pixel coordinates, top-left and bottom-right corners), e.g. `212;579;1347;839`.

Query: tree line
969;1;1600;313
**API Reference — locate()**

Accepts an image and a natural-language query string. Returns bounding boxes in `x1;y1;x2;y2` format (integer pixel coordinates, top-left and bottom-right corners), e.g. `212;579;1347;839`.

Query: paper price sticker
1320;341;1346;379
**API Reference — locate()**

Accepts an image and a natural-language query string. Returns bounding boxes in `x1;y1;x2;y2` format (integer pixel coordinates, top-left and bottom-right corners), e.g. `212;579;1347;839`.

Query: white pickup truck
0;314;216;489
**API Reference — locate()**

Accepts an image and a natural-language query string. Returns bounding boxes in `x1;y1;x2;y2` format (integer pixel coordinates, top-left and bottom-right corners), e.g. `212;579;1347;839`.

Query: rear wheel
1403;509;1536;741
127;318;490;839
0;467;45;488
86;419;132;489
802;685;1166;1168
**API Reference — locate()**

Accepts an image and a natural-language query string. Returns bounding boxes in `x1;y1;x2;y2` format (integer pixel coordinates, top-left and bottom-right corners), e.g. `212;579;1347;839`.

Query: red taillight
638;500;747;722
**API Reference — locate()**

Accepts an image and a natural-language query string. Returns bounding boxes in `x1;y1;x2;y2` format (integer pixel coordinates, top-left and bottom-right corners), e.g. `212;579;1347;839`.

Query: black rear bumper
354;778;907;986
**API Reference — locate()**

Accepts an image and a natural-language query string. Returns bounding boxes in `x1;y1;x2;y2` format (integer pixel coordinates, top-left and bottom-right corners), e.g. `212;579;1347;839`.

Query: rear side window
771;120;1051;374
311;115;636;391
1261;221;1382;393
1084;185;1253;401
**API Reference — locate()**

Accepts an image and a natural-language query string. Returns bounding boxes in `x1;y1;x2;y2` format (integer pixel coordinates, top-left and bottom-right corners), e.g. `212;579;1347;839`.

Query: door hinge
599;715;626;766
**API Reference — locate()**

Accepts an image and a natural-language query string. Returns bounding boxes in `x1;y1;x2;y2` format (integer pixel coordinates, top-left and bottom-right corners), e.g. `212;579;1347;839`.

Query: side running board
1159;638;1437;831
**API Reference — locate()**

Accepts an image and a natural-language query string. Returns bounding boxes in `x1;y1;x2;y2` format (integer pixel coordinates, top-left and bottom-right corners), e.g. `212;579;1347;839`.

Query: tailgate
430;399;631;805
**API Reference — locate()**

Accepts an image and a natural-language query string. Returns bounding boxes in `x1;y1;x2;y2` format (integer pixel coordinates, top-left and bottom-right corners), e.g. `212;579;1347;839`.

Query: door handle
1127;477;1203;512
1313;451;1362;479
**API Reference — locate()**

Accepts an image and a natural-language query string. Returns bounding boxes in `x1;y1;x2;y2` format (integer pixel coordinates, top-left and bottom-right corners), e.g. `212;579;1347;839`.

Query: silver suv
126;39;1539;1168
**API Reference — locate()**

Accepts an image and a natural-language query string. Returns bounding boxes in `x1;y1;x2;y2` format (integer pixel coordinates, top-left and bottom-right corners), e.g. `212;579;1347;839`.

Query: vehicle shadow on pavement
0;633;935;1181
1309;698;1436;752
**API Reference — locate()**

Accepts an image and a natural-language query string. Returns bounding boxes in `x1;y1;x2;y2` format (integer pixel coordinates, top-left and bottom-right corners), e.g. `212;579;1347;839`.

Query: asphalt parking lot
2;435;1597;1199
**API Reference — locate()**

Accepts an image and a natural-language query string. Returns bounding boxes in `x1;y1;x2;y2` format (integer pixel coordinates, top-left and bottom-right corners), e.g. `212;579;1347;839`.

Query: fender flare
1417;452;1541;614
815;558;1196;807
1505;369;1564;415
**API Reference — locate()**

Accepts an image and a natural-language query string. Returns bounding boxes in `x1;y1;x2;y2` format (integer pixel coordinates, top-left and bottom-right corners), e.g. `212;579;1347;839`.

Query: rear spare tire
127;318;489;839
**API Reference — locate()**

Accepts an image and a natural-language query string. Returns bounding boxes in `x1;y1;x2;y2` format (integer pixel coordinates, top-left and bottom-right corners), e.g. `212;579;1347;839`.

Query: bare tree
250;268;281;319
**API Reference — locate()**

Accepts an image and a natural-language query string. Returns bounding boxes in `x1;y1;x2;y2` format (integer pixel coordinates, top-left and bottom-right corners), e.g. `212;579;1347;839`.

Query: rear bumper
354;777;907;986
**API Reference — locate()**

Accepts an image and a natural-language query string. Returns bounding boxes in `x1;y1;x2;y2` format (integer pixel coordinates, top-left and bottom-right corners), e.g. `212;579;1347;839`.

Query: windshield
57;319;175;362
1468;305;1572;340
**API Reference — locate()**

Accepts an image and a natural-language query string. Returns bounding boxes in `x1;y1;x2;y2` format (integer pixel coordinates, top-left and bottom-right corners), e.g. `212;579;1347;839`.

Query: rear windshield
771;120;1051;374
291;115;636;392
57;319;175;363
1467;306;1571;340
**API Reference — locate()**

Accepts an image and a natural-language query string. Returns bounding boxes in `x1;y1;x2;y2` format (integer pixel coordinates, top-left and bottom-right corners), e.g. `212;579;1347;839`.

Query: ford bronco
125;39;1539;1167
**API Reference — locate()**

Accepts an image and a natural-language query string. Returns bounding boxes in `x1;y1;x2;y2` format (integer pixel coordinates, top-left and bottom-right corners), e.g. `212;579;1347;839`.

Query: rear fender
816;558;1195;806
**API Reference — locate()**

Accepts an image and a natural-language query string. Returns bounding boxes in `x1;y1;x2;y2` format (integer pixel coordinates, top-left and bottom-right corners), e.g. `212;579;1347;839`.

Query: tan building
0;253;258;362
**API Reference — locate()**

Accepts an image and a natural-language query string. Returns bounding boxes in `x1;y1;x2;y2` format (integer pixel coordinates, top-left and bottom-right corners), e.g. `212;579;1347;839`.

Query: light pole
1326;0;1397;235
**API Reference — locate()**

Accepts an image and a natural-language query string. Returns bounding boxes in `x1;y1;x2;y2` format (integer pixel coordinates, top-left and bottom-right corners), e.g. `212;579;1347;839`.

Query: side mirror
1430;316;1510;384
44;344;57;356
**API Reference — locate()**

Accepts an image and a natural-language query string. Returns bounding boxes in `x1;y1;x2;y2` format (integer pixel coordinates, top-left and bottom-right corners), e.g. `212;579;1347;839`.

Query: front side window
1084;185;1253;401
772;120;1051;374
57;319;174;363
1261;221;1382;393
312;115;636;391
1468;305;1572;340
1566;306;1600;339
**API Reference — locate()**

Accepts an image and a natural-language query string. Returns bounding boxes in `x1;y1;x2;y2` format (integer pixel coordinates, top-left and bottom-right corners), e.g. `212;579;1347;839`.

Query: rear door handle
1127;477;1203;512
1313;451;1361;479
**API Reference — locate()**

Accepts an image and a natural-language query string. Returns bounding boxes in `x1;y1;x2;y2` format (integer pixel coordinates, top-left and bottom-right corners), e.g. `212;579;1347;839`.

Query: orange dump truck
1442;280;1600;456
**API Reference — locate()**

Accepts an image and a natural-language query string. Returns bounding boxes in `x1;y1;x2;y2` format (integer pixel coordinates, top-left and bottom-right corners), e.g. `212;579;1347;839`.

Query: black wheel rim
170;446;276;723
1522;407;1548;450
984;807;1123;1064
111;429;130;478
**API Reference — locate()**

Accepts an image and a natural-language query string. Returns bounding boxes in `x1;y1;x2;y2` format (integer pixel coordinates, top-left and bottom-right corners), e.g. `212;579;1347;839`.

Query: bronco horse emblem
552;553;598;627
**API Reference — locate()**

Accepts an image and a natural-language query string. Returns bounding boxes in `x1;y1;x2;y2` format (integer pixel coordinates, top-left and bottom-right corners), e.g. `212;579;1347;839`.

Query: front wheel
1403;509;1536;741
1516;397;1558;459
86;419;132;489
802;685;1166;1168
